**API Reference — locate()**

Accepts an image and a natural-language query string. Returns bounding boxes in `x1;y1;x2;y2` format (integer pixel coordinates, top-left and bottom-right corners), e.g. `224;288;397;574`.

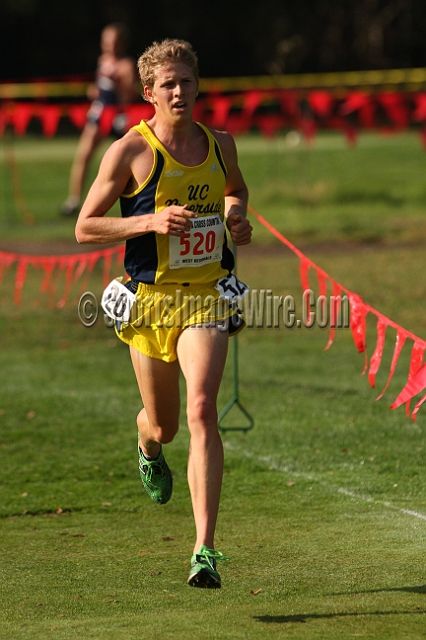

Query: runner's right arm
75;133;195;244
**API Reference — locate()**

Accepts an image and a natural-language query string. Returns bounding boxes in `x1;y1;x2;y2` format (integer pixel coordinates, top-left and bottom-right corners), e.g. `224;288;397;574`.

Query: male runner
75;38;252;588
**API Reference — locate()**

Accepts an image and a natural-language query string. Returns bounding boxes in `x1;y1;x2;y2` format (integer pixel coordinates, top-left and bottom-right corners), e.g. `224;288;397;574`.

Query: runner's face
146;63;198;122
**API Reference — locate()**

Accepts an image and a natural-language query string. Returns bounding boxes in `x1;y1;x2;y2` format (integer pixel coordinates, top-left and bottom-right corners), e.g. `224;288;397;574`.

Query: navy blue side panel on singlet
120;151;165;283
214;141;227;178
221;236;235;273
212;141;234;273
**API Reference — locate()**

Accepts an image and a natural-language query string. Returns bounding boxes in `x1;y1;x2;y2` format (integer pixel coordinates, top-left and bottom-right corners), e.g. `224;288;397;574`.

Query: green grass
1;131;426;639
238;131;426;246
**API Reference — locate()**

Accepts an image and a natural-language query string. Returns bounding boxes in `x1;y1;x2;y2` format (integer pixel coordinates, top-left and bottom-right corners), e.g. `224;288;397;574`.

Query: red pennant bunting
316;270;328;320
308;91;334;118
4;88;426;144
378;92;409;129
57;259;77;308
75;254;100;296
375;329;407;401
241;91;278;134
73;257;90;284
39;105;61;137
349;294;367;354
192;98;208;124
233;90;261;133
389;362;426;410
243;90;265;116
0;246;125;307
413;93;426;121
43;259;62;305
14;258;29;305
248;203;426;419
405;342;425;416
209;95;232;129
299;258;313;325
68;104;89;129
412;393;426;421
279;91;300;119
125;104;154;128
341;92;375;128
255;114;284;137
225;113;250;136
340;92;371;115
317;271;328;299
324;281;342;351
12;104;34;135
99;106;117;136
368;318;387;388
40;259;56;294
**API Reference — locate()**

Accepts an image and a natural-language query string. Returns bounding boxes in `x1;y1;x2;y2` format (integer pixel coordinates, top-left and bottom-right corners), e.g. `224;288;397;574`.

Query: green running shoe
187;545;228;589
138;445;173;505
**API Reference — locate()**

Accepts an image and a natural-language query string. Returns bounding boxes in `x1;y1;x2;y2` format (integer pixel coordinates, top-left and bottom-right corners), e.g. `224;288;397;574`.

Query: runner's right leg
130;346;181;503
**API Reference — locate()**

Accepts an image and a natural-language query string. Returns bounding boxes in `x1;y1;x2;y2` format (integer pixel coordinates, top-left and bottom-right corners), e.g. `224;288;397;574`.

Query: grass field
1;130;426;639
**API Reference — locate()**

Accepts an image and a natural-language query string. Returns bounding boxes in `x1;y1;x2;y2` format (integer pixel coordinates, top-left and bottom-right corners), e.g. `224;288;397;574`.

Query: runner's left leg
176;324;228;553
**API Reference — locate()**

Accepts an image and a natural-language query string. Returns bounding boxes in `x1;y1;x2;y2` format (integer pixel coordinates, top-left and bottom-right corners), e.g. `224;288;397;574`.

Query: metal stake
218;245;254;433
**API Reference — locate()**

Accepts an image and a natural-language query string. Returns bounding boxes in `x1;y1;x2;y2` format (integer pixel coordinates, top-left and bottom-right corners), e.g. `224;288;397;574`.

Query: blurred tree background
0;0;425;81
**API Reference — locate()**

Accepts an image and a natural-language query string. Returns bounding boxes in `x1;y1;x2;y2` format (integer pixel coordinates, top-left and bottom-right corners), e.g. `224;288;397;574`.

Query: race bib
215;274;250;302
169;215;225;269
101;277;136;323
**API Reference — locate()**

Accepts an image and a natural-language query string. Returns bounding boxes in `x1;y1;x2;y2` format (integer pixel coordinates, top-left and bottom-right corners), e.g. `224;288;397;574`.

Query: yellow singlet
119;120;234;285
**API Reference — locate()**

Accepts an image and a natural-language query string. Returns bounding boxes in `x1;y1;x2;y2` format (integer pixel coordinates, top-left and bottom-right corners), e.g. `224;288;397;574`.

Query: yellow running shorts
115;281;244;362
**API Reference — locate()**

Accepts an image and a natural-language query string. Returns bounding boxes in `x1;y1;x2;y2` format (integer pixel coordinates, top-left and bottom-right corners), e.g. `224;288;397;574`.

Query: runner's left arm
215;130;252;246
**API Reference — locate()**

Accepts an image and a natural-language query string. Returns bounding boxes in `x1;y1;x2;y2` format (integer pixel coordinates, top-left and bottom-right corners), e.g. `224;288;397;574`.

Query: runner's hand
226;212;252;245
152;205;197;236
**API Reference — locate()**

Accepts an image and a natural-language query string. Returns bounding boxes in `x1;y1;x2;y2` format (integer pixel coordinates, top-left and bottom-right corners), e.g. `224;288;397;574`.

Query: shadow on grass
257;585;426;625
331;584;426;596
254;607;426;625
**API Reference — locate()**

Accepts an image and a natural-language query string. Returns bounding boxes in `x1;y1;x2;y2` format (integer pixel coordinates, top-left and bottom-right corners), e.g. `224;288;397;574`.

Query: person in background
75;38;252;588
61;22;137;216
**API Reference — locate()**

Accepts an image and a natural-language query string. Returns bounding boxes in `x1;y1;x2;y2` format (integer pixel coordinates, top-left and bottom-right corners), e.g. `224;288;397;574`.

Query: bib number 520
180;230;216;256
169;214;224;269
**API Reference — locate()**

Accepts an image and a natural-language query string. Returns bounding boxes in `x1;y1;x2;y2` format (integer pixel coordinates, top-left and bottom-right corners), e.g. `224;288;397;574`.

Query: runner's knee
187;396;218;430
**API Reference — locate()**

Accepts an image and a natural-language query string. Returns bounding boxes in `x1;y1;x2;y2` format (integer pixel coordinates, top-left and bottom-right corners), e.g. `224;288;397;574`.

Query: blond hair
137;39;199;91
